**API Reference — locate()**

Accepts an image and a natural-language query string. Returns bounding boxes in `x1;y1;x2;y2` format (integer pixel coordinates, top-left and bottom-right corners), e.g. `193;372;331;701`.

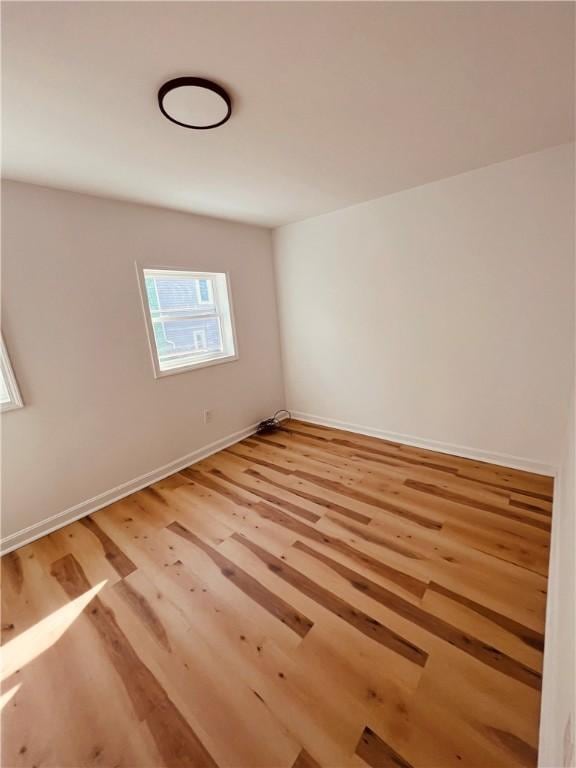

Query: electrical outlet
203;409;213;424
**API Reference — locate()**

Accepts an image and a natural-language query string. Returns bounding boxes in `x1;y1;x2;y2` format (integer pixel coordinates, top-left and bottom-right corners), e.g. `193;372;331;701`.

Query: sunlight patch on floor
1;580;107;681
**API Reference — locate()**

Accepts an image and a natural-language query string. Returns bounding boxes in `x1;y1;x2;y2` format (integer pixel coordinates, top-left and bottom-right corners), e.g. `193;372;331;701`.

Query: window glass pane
0;338;23;410
152;317;223;364
198;279;210;302
145;275;215;318
0;369;11;404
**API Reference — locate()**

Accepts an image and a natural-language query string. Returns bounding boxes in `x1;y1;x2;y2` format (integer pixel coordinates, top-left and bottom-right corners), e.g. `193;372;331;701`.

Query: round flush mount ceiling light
158;77;232;130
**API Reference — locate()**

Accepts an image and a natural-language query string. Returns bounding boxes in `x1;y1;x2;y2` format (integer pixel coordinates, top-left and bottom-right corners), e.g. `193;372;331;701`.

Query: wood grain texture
356;726;414;768
292;541;541;689
291;749;323;768
167;520;314;638
1;420;552;768
79;515;137;577
51;554;217;768
244;468;373;525
232;532;428;667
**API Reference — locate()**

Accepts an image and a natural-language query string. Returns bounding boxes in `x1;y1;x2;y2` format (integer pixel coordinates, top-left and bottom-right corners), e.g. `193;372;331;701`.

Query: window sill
0;400;24;413
154;353;239;378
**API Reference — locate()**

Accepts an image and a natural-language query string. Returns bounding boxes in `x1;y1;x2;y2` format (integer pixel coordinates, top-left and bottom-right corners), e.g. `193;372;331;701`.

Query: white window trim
0;336;23;412
135;264;239;378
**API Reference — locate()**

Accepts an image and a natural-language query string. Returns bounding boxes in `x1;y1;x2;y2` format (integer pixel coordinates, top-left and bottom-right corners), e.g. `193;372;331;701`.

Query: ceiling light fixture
158;77;232;130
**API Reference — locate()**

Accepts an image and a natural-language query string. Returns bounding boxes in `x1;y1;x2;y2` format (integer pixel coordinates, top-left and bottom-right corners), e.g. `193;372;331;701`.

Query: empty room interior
1;2;575;767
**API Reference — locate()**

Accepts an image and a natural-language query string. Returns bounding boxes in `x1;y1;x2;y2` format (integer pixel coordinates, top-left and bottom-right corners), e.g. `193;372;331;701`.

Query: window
0;337;23;412
138;268;237;376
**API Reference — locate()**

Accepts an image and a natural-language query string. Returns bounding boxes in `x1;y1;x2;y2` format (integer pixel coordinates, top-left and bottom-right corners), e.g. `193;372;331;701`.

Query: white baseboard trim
0;421;261;556
290;410;556;477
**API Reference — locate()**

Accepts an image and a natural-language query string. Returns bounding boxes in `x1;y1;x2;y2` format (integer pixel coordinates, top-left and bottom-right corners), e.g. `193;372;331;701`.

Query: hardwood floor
1;420;553;768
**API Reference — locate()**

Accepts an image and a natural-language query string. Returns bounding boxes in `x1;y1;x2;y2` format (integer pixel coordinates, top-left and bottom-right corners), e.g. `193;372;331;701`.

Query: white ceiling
2;1;574;227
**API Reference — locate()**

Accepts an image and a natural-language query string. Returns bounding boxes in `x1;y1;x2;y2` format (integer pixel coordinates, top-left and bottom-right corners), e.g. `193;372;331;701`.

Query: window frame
136;264;239;378
0;336;23;412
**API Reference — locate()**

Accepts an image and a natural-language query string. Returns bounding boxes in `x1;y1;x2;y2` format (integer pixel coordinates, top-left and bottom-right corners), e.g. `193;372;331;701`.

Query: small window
0;337;23;412
138;268;237;376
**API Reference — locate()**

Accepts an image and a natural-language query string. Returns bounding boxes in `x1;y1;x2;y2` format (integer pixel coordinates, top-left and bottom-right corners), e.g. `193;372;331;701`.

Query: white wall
539;392;575;768
274;144;575;471
1;181;285;548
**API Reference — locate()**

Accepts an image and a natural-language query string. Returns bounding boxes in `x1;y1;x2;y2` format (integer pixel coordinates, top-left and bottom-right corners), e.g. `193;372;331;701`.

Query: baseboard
290;410;556;477
0;421;261;555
